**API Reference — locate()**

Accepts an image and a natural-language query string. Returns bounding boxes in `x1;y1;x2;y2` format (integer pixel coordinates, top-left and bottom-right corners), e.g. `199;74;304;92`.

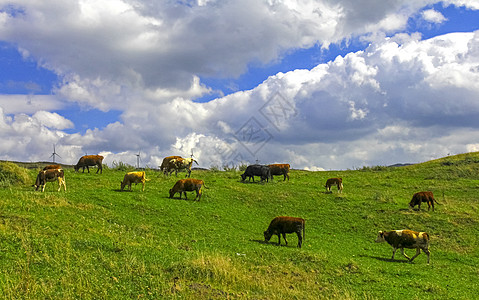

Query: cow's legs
391;248;397;260
277;234;281;245
282;233;288;246
400;248;411;260
409;248;422;262
296;231;302;248
141;182;145;191
423;248;431;264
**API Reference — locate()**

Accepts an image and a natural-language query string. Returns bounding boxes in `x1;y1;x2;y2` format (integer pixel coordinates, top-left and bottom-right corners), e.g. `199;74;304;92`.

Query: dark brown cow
169;178;206;201
263;216;305;248
375;230;430;263
268;164;290;181
43;164;61;170
409;191;439;211
74;155;104;174
325;177;343;193
160;155;182;175
34;169;66;192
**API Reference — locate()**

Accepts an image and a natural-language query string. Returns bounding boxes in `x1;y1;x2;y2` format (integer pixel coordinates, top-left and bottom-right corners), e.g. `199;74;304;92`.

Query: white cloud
422;9;447;24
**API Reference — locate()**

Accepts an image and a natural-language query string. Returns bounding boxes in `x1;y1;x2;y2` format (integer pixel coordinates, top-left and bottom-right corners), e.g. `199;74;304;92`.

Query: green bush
0;162;31;187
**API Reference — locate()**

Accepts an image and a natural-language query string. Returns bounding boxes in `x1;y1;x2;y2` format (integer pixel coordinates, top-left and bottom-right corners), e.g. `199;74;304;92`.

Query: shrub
0;162;31;187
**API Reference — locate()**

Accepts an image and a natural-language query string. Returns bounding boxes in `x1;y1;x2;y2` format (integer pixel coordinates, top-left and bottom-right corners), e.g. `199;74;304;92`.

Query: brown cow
160;156;182;175
120;171;149;191
169;178;206;201
43;164;61;170
409;191;439;211
268;164;290;181
34;169;66;192
263;216;305;248
74;155;104;174
375;230;431;263
325;177;343;193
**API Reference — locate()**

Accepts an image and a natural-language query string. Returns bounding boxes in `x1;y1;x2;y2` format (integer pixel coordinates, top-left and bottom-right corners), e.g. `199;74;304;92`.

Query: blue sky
0;1;479;169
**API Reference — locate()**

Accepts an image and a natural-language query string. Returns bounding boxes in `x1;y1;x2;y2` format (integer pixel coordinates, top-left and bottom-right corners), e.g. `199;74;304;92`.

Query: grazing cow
43;164;61;170
168;157;198;178
325;177;343;193
74;155;104;174
120;171;149;191
241;164;271;182
268;164;290;181
34;169;66;192
169;178;206;201
409;191;439;211
264;216;305;248
160;156;182;175
375;230;430;264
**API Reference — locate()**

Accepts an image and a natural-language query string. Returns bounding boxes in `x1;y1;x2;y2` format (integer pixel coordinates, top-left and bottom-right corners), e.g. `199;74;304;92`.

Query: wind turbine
135;151;142;169
50;144;61;163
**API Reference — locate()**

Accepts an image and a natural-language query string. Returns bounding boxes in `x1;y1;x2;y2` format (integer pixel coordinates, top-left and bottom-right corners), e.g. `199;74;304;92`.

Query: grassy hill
0;154;478;299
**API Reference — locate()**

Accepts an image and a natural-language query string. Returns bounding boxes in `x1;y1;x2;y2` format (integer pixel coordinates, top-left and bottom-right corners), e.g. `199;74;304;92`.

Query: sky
0;0;479;170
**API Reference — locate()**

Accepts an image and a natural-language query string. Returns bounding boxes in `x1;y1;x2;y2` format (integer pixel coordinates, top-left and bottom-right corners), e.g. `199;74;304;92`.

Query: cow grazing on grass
34;169;66;192
409;191;439;211
241;164;271;182
169;178;206;201
43;164;61;170
74;155;104;174
375;230;430;264
120;171;149;191
160;156;182;175
264;216;305;248
268;164;290;181
325;177;343;193
168;157;198;178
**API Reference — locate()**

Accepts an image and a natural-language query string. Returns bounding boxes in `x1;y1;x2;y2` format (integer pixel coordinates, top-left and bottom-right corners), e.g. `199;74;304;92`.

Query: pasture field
0;153;479;299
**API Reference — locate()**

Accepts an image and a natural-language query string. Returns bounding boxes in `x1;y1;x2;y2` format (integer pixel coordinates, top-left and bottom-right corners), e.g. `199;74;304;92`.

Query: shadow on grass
360;254;410;263
250;239;299;247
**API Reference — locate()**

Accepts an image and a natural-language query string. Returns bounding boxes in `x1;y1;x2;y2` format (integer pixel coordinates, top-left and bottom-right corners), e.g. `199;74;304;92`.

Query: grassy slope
0;153;479;299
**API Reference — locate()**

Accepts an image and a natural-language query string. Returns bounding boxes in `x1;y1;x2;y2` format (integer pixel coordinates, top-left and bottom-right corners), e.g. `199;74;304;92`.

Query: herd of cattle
32;154;437;263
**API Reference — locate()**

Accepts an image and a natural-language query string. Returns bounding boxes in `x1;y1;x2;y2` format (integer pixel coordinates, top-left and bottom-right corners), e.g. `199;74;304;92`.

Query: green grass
1;153;479;299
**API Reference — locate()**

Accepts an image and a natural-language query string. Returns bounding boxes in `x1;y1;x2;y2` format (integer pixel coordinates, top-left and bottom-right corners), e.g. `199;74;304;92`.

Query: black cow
241;164;271;182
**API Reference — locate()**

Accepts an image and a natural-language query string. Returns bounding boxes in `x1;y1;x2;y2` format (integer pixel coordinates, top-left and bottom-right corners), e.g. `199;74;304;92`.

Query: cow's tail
203;183;209;189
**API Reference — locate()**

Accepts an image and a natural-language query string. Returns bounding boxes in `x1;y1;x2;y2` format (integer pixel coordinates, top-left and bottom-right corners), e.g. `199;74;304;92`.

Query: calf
409;191;439;211
268;164;290;181
375;230;430;263
34;169;66;192
263;216;305;248
169;178;206;201
120;171;149;191
241;164;271;182
325;177;343;193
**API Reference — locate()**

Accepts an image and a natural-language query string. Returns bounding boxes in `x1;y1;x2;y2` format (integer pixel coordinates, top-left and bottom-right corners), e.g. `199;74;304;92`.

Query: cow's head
264;230;273;242
120;181;126;191
375;231;386;243
74;165;80;172
169;188;174;198
240;173;247;181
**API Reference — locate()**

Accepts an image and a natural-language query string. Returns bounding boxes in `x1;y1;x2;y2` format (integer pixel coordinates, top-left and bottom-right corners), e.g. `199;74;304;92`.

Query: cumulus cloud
0;0;467;111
